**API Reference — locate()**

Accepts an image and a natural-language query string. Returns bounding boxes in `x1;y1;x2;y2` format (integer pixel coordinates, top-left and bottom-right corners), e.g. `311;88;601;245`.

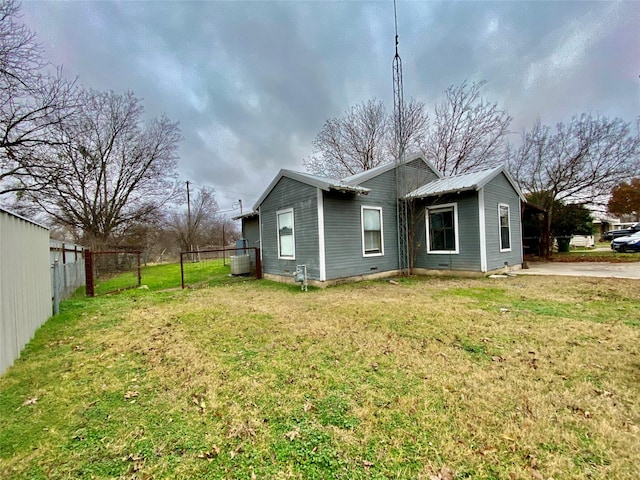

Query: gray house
239;155;525;285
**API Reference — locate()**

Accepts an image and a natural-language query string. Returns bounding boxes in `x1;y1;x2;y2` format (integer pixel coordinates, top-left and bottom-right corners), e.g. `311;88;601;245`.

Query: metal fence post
85;250;94;297
255;247;262;279
52;259;60;315
180;252;185;289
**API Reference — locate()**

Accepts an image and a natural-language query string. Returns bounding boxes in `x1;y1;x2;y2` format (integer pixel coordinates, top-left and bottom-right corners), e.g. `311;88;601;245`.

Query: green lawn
551;249;639;262
93;259;253;295
1;272;638;479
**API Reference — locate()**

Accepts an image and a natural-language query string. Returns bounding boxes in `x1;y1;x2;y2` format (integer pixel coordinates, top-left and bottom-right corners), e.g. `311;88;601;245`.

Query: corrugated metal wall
1;208;52;375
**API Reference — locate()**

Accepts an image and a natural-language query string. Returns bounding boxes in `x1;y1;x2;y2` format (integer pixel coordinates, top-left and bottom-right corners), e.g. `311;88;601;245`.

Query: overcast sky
20;0;640;216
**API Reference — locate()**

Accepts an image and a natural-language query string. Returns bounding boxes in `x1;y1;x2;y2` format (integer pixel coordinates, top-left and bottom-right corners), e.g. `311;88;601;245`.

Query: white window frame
426;203;459;254
361;206;384;257
277;208;295;259
498;203;511;252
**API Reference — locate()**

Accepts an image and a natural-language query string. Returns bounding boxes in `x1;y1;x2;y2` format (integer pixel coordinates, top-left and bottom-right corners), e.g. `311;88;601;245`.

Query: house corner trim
478;188;487;272
317;188;326;281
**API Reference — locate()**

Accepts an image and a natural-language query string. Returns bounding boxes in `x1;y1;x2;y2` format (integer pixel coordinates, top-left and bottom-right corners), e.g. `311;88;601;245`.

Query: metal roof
252;169;370;210
405;165;525;201
231;211;259;221
0;206;49;230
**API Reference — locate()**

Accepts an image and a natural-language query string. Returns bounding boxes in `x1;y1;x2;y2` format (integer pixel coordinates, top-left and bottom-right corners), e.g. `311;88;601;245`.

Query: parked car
603;223;640;241
611;231;640;252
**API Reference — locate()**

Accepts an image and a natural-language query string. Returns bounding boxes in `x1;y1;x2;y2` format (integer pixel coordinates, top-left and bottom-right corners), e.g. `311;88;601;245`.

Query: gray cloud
20;1;640;212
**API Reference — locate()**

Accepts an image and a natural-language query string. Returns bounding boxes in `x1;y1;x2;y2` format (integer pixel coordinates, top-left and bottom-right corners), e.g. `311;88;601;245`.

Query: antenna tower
393;0;409;275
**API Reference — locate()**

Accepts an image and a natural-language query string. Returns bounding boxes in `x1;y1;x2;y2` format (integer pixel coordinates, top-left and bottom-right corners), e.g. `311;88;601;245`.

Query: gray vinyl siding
483;173;523;270
400;158;441;194
259;177;321;279
242;217;260;249
323;169;399;279
413;192;482;271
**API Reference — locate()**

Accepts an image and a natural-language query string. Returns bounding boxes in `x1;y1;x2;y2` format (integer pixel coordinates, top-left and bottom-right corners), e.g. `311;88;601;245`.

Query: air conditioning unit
230;254;251;275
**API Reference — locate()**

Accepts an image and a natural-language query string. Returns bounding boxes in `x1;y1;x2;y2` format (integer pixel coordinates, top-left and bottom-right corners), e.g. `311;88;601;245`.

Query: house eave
231;211;259;221
328;185;370;195
404;185;478;200
252;169;370;210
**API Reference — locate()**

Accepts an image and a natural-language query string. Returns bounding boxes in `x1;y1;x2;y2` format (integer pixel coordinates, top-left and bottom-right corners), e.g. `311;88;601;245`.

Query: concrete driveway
517;261;640;280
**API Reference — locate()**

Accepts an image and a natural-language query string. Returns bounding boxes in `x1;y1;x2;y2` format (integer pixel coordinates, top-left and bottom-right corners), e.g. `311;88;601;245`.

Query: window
426;203;458;253
499;203;511;251
277;208;295;259
362;207;383;256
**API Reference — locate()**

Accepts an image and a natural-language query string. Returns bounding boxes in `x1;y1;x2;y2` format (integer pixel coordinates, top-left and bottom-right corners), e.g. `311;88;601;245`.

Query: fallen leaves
197;445;220;461
192;393;206;414
284;426;300;441
124;390;139;400
125;453;144;472
429;465;454;480
21;397;38;407
569;405;592;419
303;400;315;413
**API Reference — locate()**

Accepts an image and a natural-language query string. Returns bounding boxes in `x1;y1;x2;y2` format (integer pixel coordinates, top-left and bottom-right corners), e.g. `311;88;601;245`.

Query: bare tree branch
425;80;512;175
304;99;390;178
509;114;640;209
168;186;222;250
21;89;181;248
0;0;79;196
304;98;429;178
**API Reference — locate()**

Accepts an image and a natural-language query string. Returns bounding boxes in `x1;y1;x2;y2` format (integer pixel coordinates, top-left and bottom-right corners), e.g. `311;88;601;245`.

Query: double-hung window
277;208;295;259
426;203;459;253
499;203;511;251
362;207;383;256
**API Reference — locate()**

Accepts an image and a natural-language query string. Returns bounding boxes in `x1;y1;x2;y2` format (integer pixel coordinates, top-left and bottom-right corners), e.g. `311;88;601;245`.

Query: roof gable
405;165;525;201
252;169;370;210
341;153;442;186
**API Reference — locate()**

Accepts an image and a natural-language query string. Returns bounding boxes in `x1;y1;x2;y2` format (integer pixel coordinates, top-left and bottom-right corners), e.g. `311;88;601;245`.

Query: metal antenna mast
393;0;409;275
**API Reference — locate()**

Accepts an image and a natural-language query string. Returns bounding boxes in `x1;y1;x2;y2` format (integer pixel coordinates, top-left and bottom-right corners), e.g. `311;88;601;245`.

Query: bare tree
388;98;430;161
21;89;181;248
0;0;78;196
425;80;511;176
169;186;220;250
510;115;639;207
304;99;390;178
509;114;640;233
304;98;429;179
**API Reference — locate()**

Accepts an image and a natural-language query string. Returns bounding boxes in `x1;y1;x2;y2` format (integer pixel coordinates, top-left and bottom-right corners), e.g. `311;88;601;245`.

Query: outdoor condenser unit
230;254;251;275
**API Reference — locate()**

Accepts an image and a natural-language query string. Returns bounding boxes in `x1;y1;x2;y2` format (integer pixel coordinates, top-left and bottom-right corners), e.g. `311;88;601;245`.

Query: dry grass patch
1;276;638;479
